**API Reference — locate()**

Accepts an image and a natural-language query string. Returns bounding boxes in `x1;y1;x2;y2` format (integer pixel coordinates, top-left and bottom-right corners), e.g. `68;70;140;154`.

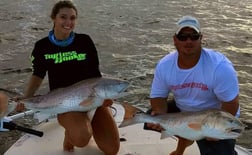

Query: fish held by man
14;77;130;115
119;104;246;141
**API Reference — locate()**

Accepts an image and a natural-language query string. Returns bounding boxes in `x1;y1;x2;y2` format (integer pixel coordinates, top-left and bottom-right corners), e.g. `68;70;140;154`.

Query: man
146;15;239;155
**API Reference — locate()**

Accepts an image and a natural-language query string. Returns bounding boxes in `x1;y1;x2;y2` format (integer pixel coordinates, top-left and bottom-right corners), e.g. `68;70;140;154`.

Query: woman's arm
23;75;43;98
15;75;43;112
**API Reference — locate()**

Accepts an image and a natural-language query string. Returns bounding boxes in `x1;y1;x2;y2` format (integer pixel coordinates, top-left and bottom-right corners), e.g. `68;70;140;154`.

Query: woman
16;1;119;154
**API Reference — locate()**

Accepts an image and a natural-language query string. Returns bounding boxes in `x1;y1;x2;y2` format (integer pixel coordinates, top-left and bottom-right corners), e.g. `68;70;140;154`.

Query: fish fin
118;115;141;128
121;102;144;119
34;112;57;123
79;98;94;106
188;123;202;130
93;98;104;107
160;131;173;139
33;112;50;123
111;92;130;99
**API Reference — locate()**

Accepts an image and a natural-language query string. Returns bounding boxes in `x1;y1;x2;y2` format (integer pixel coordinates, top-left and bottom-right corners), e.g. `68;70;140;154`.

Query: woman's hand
14;96;26;112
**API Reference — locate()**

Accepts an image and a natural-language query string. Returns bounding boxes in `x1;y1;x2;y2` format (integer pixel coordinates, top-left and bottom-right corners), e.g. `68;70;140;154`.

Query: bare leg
170;137;194;155
63;130;74;152
57;112;92;152
0;93;8;118
92;106;120;155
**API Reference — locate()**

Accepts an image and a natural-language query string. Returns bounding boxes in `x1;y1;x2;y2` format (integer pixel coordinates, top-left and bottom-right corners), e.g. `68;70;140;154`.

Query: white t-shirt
151;48;239;113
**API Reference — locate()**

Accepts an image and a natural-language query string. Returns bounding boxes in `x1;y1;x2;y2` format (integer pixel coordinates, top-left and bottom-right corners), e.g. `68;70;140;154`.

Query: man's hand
146;122;163;132
145;110;164;132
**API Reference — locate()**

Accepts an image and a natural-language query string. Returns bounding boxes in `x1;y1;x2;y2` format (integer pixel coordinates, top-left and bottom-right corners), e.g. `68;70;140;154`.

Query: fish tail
119;103;152;128
118;113;151;128
118;115;143;127
121;102;145;119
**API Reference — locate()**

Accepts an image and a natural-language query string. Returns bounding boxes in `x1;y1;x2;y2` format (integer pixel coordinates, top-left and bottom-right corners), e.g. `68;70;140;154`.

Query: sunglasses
176;33;201;41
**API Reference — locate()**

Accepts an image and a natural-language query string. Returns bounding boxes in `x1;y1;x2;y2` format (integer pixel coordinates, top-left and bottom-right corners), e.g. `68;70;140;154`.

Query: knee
97;139;120;155
70;132;92;147
66;125;93;147
102;143;120;155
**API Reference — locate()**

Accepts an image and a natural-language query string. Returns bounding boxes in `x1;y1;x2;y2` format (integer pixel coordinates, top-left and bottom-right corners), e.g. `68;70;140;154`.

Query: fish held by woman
11;77;130;116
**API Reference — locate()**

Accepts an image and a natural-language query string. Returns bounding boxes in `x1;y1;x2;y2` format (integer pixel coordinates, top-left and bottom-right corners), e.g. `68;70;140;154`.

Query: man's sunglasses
176;33;201;41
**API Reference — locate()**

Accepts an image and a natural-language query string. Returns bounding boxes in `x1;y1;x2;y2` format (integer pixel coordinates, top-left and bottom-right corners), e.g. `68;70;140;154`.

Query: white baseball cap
176;15;201;34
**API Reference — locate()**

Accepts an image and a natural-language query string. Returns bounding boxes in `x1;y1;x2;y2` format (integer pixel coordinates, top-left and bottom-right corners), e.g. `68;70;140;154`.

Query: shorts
197;139;237;155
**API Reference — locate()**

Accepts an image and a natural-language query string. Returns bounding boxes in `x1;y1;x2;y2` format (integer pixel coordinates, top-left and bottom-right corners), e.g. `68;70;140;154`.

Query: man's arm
205;95;239;141
221;95;239;116
145;97;168;131
150;97;168;114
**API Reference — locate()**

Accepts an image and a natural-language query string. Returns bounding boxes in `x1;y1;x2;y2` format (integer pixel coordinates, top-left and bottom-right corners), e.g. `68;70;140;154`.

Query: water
0;0;252;153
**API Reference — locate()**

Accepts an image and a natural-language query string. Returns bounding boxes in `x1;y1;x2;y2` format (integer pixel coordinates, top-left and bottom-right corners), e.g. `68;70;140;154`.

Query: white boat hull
4;104;252;155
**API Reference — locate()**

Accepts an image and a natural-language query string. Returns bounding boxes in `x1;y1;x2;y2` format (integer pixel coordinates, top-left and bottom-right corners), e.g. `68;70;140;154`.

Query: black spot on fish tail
231;129;243;133
242;121;252;130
